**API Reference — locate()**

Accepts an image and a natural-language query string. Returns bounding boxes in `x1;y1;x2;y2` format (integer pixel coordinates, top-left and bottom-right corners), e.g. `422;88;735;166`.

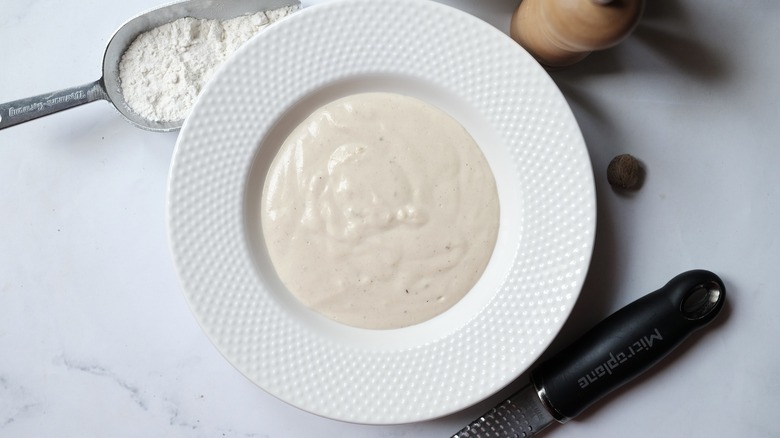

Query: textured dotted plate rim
167;0;596;425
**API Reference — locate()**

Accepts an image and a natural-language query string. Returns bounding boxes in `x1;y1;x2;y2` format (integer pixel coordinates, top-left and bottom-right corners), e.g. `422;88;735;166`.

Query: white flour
119;6;297;122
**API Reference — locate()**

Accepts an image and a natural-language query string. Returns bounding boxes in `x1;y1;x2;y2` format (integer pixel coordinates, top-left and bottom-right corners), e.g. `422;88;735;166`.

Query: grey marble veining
1;0;779;437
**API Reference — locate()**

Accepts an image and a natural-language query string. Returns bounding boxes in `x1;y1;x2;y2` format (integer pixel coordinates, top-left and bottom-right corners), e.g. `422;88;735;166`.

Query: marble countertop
2;0;778;436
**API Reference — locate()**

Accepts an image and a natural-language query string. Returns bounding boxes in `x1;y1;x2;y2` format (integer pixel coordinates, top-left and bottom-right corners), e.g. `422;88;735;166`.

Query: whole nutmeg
607;154;643;190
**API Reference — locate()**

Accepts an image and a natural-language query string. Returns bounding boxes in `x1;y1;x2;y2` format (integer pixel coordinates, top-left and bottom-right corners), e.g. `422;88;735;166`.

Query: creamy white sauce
261;92;499;329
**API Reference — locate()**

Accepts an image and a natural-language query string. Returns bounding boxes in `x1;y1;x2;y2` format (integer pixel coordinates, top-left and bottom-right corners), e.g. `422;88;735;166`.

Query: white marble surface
1;0;778;437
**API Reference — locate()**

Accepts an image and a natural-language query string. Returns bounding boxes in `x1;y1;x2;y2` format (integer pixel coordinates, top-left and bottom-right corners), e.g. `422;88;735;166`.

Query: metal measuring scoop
0;0;299;132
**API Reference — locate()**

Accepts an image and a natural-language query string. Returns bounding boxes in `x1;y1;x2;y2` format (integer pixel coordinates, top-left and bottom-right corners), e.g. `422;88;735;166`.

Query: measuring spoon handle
0;80;107;130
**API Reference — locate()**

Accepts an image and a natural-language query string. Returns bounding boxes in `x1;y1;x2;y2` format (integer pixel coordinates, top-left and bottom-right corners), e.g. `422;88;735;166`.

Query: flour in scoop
261;92;500;330
118;6;297;122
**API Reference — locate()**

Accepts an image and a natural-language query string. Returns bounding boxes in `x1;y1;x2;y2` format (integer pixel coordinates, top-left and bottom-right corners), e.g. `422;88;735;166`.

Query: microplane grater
452;270;727;437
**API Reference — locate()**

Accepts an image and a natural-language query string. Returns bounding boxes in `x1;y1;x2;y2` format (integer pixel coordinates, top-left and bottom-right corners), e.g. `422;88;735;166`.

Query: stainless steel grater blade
452;384;555;438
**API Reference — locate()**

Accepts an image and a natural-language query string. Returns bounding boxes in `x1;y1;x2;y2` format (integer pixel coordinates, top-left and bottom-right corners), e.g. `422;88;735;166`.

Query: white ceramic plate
167;0;595;424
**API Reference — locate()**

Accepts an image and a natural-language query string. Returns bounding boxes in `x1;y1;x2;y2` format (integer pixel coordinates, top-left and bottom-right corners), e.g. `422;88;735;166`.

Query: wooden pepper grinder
510;0;645;68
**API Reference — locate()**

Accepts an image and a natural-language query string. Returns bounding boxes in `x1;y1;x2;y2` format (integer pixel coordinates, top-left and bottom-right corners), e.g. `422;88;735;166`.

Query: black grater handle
532;270;726;421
